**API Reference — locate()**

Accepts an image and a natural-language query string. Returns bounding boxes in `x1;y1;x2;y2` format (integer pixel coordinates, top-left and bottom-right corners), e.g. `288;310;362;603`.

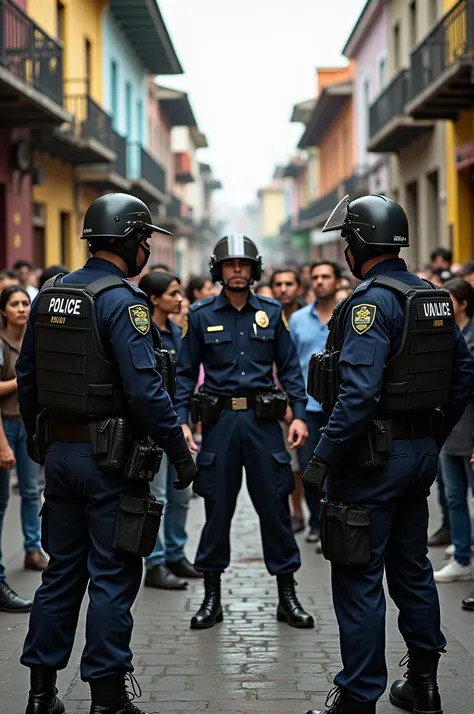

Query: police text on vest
423;302;452;318
48;297;82;315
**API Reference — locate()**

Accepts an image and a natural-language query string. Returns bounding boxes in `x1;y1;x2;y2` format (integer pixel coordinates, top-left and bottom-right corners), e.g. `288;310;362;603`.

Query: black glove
302;455;329;497
171;450;197;490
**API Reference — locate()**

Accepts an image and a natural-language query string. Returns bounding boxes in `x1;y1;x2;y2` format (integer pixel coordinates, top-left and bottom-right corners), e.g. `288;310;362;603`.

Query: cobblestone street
1;486;473;714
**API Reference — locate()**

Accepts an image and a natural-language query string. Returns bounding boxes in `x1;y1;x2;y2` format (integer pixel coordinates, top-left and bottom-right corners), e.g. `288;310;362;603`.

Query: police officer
302;194;474;714
175;234;314;630
16;193;196;714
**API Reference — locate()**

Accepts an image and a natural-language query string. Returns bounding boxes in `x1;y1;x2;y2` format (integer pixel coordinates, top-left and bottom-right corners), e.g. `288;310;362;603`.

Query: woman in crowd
185;275;215;305
138;271;200;590
434;278;474;604
0;286;46;613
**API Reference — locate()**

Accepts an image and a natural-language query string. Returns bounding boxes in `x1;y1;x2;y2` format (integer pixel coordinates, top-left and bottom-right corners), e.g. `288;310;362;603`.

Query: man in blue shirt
289;261;342;544
175;234;314;631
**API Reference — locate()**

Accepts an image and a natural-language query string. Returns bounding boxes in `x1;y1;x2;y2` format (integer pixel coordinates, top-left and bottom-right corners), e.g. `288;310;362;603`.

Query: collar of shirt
365;257;408;279
0;333;19;354
84;257;127;277
212;290;261;312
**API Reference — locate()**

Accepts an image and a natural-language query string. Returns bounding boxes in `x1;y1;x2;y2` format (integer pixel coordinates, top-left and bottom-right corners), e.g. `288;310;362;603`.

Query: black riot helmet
210;234;263;287
81;193;172;278
322;194;409;279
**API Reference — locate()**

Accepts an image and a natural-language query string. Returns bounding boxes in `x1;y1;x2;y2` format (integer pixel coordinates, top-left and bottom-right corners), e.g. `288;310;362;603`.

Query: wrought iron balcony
297;187;340;230
368;69;434;153
343;169;369;198
162;194;192;234
407;0;474;119
74;130;130;192
127;142;167;204
0;0;70;124
40;81;115;165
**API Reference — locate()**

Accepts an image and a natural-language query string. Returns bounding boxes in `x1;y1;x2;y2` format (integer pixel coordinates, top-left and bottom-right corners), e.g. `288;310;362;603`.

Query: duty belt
391;420;435;440
218;396;256;411
51;423;92;442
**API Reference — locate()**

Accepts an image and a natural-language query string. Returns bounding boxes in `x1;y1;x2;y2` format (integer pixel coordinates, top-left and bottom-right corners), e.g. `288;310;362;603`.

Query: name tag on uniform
207;325;224;332
48;296;83;316
418;301;452;318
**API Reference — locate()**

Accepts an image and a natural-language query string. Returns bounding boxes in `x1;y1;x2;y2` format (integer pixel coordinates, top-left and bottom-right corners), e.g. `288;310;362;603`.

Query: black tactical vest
308;276;455;415
34;274;150;423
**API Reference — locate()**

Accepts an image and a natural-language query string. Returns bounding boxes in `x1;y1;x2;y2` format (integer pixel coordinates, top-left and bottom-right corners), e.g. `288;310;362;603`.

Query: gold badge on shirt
255;310;269;328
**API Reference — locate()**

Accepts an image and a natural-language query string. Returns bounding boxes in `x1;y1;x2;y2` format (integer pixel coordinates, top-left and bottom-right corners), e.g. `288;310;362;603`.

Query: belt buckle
232;397;248;411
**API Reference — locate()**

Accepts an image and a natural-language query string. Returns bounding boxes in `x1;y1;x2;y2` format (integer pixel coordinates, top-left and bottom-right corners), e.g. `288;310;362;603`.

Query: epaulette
122;279;147;297
352;277;375;295
256;294;281;307
189;296;215;312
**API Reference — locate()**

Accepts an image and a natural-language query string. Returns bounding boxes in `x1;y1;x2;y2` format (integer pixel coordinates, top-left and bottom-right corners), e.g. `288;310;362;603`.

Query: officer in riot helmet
16;193;196;714
175;233;314;630
301;194;474;714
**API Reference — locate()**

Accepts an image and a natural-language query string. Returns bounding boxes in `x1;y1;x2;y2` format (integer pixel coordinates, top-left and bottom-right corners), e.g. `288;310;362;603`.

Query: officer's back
16;193;195;714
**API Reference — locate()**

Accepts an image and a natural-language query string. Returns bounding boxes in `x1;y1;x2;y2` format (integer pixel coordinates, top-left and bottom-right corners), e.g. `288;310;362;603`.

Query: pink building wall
147;79;174;192
350;1;390;194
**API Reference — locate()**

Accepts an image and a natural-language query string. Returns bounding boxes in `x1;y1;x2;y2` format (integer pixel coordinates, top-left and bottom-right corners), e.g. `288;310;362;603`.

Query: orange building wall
315;64;354;196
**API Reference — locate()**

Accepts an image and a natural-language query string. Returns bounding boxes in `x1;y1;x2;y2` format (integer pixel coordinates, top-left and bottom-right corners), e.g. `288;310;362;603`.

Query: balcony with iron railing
407;0;474;119
0;0;70;124
43;78;116;164
174;151;194;183
127;143;167;203
74;129;130;192
297;187;340;230
368;69;434;153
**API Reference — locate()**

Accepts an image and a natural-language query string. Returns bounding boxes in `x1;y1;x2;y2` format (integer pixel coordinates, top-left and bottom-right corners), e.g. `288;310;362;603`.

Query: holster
254;389;288;421
113;494;164;557
320;499;371;567
352;419;393;470
29;410;51;465
307;350;340;411
155;348;176;399
190;393;220;425
123;439;163;482
89;417;132;470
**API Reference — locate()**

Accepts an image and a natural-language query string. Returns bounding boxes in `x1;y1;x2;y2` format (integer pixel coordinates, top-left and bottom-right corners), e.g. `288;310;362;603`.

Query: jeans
439;450;474;566
296;410;329;531
0;419;42;582
435;465;450;530
145;453;192;569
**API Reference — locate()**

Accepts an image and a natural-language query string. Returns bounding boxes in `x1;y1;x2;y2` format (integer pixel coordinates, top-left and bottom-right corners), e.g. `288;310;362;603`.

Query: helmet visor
130;220;172;237
322;194;349;233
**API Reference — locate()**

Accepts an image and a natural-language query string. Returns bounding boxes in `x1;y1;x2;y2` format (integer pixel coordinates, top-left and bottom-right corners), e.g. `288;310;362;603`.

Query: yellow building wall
443;0;474;262
261;190;285;237
27;0;105;268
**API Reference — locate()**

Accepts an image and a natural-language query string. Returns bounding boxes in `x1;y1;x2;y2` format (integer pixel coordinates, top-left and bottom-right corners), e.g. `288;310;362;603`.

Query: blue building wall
102;7;148;178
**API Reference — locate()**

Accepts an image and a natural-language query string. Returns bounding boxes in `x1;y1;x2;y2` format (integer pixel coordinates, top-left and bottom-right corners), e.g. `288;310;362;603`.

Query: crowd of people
0;246;473;615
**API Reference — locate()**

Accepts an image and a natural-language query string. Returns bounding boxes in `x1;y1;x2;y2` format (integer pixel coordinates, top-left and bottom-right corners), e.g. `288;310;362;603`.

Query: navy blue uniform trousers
194;409;301;575
326;437;446;703
21;441;148;681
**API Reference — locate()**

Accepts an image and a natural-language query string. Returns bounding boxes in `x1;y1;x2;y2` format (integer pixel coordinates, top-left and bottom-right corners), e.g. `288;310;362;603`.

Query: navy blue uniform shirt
174;291;307;423
157;319;182;359
315;257;474;465
16;257;188;460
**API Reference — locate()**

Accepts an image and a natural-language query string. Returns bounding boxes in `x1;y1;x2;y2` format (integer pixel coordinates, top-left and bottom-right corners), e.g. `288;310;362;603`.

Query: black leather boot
389;649;443;714
25;667;64;714
276;573;314;628
90;673;147;714
306;687;376;713
0;581;33;612
190;572;223;629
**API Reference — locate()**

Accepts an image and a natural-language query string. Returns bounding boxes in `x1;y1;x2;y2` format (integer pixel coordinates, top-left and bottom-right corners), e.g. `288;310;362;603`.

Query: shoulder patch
351;304;377;334
128;304;150;335
281;312;290;331
189;296;215;312
181;314;188;338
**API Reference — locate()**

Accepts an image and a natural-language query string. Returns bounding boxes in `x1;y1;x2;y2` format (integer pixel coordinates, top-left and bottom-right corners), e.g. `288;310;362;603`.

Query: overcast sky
159;0;367;210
